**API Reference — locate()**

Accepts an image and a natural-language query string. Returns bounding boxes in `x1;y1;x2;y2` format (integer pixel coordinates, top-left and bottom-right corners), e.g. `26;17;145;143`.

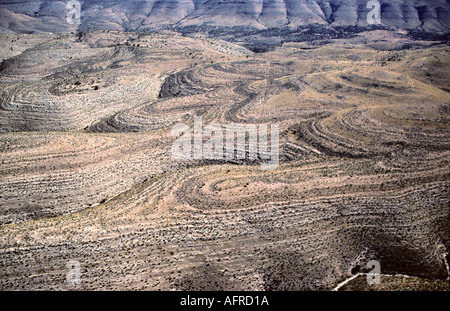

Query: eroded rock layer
0;0;449;33
0;31;449;290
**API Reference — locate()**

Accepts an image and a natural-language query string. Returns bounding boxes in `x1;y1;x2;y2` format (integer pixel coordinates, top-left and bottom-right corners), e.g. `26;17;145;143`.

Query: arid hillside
0;0;449;33
0;31;449;290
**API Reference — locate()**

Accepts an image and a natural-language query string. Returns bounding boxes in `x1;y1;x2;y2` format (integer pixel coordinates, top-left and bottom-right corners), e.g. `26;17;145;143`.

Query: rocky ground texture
0;31;449;290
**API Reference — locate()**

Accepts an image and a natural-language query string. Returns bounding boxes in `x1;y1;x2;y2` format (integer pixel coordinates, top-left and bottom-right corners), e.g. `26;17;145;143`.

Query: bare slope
0;32;449;290
0;0;449;33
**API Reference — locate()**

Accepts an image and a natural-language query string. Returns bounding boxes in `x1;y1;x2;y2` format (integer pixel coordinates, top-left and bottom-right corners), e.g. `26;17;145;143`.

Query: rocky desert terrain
1;0;449;33
0;27;448;291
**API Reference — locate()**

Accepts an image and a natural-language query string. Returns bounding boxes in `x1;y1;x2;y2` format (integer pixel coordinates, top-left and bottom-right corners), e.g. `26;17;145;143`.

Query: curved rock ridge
0;0;449;33
0;31;449;290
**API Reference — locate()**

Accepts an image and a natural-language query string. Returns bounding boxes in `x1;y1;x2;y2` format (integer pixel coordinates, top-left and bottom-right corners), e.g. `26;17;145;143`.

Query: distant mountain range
0;0;449;34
